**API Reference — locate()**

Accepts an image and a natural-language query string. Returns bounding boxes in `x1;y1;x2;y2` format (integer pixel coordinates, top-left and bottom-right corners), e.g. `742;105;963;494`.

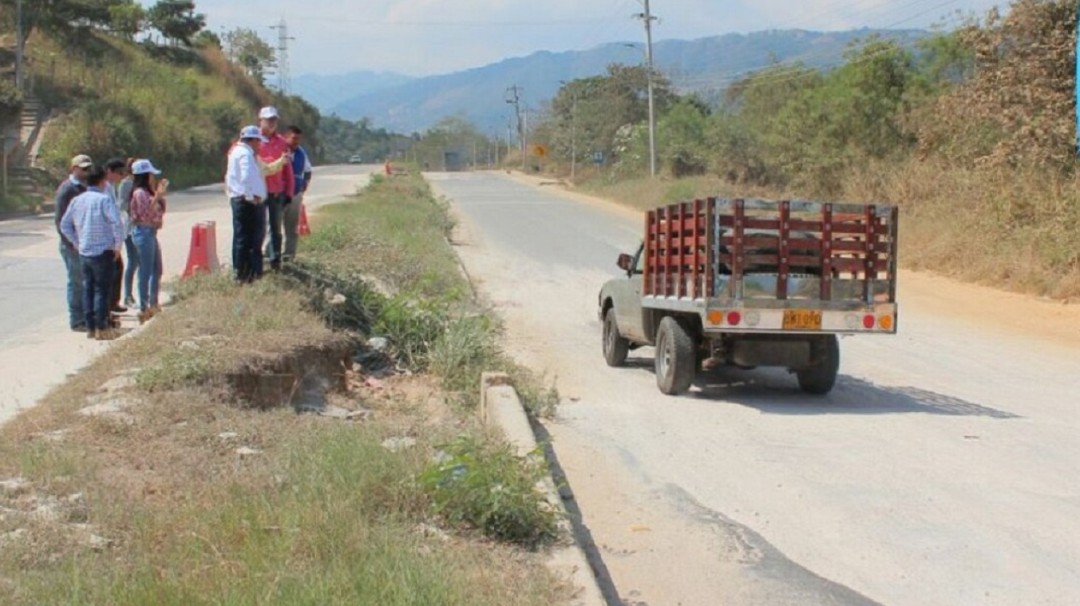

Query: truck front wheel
796;335;840;395
655;317;696;396
603;309;629;367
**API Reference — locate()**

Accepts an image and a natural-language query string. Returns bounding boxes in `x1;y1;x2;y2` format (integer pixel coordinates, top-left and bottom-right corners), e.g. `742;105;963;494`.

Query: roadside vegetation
531;0;1080;298
0;1;319;213
0;173;566;604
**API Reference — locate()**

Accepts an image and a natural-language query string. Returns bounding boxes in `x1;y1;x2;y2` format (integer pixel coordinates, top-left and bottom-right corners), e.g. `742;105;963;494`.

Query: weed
135;349;214;391
421;435;560;549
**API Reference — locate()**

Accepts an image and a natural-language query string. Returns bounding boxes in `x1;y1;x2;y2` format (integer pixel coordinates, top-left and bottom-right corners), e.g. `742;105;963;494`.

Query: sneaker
138;310;153;325
86;329;97;340
71;325;88;333
111;304;128;313
123;297;136;308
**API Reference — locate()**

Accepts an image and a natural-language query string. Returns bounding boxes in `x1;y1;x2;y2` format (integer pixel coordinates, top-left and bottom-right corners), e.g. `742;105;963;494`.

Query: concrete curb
480;372;606;606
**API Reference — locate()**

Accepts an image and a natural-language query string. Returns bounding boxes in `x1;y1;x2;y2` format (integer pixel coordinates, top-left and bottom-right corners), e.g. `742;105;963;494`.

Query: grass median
0;172;567;604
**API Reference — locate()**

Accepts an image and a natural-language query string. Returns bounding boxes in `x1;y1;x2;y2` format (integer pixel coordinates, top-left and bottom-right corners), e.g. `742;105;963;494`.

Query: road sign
533;145;547;158
592;151;604;166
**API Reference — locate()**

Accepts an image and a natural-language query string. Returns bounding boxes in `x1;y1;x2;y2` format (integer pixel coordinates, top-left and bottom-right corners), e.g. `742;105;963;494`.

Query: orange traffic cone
298;204;311;237
182;221;221;278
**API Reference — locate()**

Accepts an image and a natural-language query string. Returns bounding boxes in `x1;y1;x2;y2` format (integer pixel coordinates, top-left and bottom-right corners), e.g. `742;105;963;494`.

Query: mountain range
298;28;927;134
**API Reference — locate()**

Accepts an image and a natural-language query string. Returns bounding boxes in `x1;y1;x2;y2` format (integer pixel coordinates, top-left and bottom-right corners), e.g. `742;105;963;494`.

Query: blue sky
180;0;1006;76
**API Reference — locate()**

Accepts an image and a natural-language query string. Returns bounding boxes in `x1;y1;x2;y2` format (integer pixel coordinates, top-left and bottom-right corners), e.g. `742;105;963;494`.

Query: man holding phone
256;106;295;272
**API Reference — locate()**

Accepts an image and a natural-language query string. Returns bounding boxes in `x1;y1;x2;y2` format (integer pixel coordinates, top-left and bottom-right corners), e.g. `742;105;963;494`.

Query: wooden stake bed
643;198;899;306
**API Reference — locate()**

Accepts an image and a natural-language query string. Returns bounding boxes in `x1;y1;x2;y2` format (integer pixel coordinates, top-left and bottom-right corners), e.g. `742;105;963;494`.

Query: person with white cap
128;159;169;323
256;106;295;271
227;125;270;282
54;154;93;332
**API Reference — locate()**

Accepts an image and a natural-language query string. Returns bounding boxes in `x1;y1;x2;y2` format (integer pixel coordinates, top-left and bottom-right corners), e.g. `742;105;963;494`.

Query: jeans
60;242;85;329
123;235;139;302
132;226;162;310
80;251;115;331
112;256;124;310
283;192;303;261
264;193;287;266
231;198;263;282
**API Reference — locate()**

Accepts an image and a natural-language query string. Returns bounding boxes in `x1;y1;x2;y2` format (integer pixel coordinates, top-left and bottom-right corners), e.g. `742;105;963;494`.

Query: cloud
183;0;1003;76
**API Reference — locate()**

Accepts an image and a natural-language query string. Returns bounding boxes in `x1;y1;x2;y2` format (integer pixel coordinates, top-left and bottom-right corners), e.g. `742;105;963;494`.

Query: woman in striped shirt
129;159;169;323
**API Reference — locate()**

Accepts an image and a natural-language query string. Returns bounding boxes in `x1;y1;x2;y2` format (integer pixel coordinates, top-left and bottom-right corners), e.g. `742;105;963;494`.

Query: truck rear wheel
796;335;840;395
603;309;629;367
655;317;695;395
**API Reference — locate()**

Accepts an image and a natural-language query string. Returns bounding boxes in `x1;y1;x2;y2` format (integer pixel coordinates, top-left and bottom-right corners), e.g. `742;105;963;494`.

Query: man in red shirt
257;106;296;271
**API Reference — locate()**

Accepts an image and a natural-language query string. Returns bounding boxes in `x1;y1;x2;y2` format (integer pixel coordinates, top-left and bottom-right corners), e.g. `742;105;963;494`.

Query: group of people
225;106;312;282
54;105;312;340
56;156;167;340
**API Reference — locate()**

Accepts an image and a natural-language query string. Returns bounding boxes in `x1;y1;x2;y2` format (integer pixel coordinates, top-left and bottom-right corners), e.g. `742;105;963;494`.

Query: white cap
239;125;268;142
70;154;93;169
258;106;279;120
131;159;161;175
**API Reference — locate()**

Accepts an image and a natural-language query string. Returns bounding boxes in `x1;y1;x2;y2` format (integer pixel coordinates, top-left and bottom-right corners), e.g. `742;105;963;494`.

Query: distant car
348;154;364;164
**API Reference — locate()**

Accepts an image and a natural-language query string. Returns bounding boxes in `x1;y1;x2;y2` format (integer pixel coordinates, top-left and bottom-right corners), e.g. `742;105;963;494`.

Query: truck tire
796;335;840;395
603;309;629;367
655;317;696;396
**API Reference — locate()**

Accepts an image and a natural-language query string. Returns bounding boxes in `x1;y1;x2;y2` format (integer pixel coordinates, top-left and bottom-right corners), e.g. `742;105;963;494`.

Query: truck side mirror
617;253;634;273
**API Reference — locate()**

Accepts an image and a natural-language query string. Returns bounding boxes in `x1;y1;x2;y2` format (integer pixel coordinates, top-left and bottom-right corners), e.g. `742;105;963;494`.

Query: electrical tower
270;18;295;95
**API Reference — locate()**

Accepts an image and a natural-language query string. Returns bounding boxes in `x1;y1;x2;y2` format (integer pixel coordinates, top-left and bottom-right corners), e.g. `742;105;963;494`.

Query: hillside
316;28;926;133
0;19;320;209
292;70;414;114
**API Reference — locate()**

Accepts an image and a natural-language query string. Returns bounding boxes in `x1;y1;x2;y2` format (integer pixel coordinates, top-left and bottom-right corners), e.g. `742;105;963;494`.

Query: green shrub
421;435;559;548
429;314;500;399
374;295;448;369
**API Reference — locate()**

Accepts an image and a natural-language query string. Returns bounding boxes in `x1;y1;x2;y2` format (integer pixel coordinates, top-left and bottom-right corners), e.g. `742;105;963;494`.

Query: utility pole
559;80;579;180
15;0;24;92
505;85;526;170
270;18;295;95
636;0;658;177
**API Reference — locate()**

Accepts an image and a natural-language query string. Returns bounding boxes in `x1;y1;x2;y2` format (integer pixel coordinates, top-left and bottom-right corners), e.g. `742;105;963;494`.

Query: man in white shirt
226;125;269;282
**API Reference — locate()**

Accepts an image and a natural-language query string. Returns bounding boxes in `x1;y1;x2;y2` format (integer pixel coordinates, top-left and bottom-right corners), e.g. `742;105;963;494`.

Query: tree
223;28;276;85
147;0;205;46
549;64;675;166
191;29;221;49
108;1;145;40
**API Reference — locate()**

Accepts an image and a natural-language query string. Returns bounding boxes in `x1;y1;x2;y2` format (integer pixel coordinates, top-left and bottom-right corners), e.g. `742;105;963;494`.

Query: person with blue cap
227;125;270;282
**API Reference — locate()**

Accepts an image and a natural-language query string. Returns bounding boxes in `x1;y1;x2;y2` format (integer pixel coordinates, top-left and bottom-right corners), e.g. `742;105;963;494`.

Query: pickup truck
599;198;898;396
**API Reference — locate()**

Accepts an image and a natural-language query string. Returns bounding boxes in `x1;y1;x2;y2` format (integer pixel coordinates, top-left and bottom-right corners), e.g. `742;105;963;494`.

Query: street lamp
559;80;578;180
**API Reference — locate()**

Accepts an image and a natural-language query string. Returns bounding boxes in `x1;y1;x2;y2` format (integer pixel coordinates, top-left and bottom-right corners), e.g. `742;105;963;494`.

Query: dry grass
0;275;565;605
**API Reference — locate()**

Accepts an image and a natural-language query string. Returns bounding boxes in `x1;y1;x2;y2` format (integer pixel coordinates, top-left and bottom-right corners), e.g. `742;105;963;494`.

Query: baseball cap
70;154;93;169
131;159;162;175
258;106;279;120
239;125;268;142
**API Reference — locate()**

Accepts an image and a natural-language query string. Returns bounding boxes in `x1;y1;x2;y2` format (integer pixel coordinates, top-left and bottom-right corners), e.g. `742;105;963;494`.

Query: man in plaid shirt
60;165;126;340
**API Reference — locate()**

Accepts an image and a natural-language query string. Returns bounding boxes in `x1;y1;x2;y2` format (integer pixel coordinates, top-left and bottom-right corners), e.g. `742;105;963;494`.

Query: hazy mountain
306;28;927;134
292;71;415;113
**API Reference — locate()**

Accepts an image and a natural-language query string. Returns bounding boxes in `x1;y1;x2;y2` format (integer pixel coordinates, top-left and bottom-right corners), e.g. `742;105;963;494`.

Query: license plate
783;309;822;331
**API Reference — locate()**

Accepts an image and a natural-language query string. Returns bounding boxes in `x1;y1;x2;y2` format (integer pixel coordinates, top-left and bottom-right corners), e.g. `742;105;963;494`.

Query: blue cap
239;125;268;142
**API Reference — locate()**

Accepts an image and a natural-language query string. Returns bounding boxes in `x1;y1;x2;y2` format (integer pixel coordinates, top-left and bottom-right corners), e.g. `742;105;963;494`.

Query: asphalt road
0;164;376;424
431;171;1080;606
